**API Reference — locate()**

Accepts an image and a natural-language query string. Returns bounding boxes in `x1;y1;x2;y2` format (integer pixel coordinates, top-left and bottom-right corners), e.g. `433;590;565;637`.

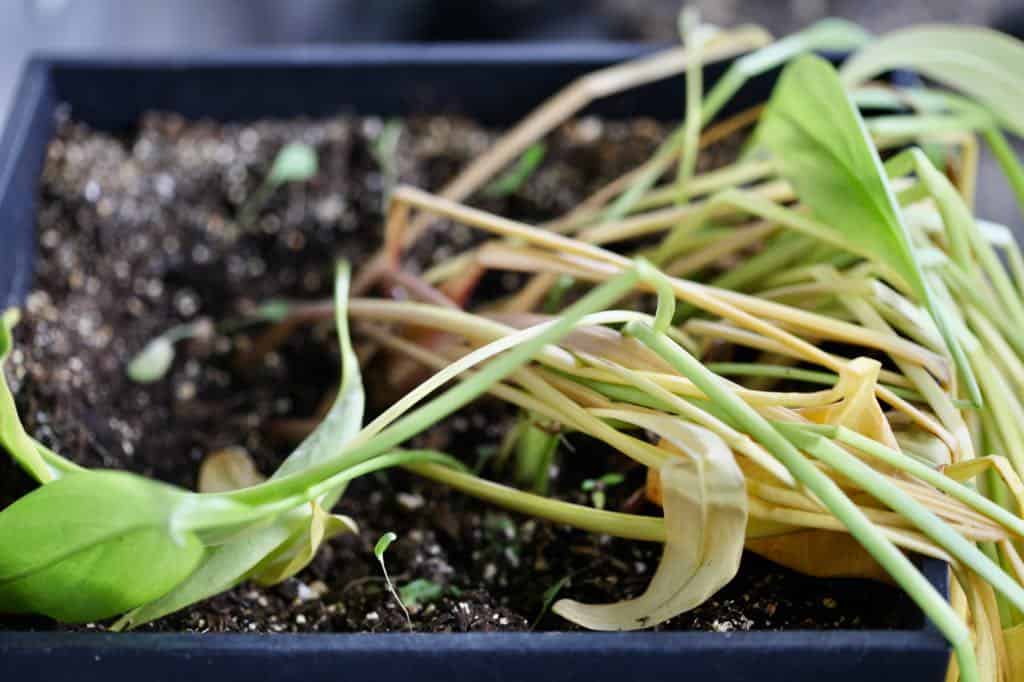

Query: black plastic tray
0;45;949;682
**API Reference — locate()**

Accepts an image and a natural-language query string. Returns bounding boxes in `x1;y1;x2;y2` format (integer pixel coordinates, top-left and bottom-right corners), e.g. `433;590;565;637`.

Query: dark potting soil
0;110;919;633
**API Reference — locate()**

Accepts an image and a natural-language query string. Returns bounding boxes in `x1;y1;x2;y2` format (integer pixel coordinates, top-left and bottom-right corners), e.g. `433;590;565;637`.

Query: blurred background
2;0;1023;224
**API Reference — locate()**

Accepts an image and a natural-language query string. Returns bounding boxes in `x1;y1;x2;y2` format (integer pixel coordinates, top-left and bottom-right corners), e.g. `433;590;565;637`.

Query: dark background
2;0;1022;226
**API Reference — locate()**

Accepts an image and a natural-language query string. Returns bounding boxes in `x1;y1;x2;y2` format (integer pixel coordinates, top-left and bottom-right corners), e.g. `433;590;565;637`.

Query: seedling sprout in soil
237;142;319;227
5;15;1024;682
374;532;411;628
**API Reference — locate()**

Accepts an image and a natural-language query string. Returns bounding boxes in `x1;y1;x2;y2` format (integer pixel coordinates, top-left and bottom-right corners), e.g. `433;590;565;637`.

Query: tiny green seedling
126;336;176;384
239;142;319;225
581;473;625;510
268;143;318;185
398;578;445;608
374;531;411;628
532;574;572;630
126;299;293;383
483;143;546;198
371;120;403;209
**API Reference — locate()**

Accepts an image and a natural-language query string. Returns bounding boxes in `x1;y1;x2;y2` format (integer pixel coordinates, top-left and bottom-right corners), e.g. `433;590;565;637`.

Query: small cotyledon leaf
126;336;176;383
840;24;1024;138
399;578;445;608
483;143;546;198
375;531;411;628
268;142;318;186
554;419;746;630
375;531;397;561
0;470;205;622
756;55;979;404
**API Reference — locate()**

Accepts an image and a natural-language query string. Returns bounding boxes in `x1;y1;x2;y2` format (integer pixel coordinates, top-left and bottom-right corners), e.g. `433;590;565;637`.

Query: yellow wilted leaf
1004;623;1024;682
554;418;746;629
745;530;890;582
198;447;266;493
799;357;899;450
251;501;357;586
650;444;888;582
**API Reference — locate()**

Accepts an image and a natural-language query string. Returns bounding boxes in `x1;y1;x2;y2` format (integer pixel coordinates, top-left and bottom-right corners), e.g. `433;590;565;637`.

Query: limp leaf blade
268;142;318;185
247;261;365;581
272;261;364;492
756;55;978;403
120;263;364;626
840;24;1024;137
554;420;746;630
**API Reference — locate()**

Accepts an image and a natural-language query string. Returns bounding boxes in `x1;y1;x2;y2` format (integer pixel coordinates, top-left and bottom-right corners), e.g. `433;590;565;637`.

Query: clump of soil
0;110;919;633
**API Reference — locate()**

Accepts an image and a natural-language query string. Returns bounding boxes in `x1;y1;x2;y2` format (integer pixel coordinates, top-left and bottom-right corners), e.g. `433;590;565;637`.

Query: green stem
408;462;664;543
778;423;1024;614
984;128;1024;224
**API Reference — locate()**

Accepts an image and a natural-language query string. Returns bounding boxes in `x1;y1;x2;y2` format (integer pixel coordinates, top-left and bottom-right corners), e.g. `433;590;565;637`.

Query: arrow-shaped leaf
756;55;979;403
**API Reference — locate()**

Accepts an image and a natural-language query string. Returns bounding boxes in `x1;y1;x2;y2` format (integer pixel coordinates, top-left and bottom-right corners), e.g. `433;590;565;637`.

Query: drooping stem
624;321;978;682
222;266;646;507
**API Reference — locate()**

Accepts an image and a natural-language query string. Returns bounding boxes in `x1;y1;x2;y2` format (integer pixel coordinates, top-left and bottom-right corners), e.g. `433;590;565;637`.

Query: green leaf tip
268;142;318;185
758;54;980;405
483;143;547;198
374;531;397;561
127;336;176;383
0;308;20;357
399;578;445;607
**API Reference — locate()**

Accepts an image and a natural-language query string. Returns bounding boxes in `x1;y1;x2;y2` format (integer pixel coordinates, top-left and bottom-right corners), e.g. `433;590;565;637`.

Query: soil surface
0;110;919;633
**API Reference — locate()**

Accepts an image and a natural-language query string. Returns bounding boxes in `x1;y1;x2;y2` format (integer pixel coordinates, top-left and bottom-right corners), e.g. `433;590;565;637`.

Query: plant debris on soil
0;109;919;633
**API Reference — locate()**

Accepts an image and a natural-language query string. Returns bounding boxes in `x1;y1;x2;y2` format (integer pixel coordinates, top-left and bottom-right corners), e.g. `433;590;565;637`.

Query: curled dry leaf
554;418;746;630
747;358;898;581
798;357;899;450
251;501;357;586
198;447;266;493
